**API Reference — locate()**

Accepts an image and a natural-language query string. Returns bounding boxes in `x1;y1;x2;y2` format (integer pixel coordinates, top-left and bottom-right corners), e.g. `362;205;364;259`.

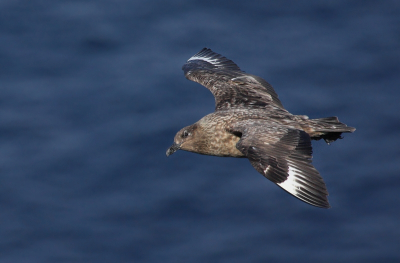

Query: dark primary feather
231;120;330;208
182;48;285;111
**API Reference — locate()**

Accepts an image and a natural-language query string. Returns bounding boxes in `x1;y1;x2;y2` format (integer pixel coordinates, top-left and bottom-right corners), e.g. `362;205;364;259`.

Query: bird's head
166;124;204;156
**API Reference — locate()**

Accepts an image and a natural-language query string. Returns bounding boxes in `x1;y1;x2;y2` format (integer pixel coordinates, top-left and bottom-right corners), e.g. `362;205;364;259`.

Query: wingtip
184;48;242;72
313;199;331;209
289;188;331;209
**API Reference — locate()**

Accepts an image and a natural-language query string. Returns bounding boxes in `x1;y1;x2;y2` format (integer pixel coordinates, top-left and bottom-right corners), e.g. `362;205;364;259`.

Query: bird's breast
196;112;246;157
205;130;244;157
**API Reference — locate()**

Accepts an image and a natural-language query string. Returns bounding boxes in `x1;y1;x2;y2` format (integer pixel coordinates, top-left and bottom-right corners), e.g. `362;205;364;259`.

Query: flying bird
166;48;355;208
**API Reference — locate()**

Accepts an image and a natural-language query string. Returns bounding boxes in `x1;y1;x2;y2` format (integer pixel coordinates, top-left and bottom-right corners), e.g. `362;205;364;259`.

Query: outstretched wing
182;48;285;111
230;120;330;208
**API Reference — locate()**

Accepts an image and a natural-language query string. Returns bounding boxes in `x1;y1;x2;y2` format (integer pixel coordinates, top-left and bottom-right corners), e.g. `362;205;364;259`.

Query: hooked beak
166;142;181;157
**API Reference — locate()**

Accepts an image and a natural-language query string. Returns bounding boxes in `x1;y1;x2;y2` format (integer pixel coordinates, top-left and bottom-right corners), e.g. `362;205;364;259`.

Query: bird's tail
297;116;356;144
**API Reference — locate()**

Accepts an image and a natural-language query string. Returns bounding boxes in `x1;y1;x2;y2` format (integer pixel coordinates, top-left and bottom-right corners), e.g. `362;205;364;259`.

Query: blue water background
1;1;399;262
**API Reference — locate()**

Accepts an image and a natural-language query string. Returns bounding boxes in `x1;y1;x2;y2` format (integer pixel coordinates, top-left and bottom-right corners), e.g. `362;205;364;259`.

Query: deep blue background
1;1;399;262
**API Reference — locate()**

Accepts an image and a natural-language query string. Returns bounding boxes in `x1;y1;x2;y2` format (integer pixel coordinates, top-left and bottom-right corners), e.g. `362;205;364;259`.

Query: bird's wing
229;120;330;208
182;48;285;111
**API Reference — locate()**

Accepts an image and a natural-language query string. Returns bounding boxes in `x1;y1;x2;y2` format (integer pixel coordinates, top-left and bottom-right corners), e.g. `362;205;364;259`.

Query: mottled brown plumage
166;48;355;208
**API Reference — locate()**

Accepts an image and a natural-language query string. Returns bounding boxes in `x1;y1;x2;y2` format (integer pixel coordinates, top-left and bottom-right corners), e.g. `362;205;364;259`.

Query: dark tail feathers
305;117;356;144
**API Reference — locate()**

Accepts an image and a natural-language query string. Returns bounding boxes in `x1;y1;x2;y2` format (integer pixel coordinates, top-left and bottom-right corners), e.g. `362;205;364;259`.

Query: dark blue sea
1;1;399;262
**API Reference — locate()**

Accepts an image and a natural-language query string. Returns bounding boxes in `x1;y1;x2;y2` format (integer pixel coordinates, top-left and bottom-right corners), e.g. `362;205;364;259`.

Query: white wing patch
187;55;222;67
183;48;242;74
277;164;302;194
264;166;271;175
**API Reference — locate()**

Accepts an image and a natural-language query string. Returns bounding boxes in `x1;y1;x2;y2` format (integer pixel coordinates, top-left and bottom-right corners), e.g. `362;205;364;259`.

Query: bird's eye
182;130;189;138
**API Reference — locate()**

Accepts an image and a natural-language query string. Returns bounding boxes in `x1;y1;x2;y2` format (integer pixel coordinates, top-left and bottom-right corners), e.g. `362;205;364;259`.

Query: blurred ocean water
0;1;399;262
